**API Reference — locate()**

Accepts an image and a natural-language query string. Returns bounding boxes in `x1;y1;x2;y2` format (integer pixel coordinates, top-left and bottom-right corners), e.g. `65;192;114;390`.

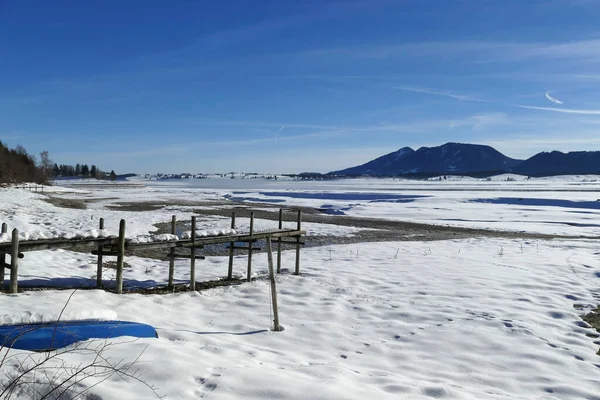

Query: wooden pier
14;184;45;193
0;209;305;294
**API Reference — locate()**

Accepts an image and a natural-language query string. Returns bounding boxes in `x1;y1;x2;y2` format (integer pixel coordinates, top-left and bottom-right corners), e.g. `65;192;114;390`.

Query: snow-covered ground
1;178;600;399
158;175;600;237
45;174;600;237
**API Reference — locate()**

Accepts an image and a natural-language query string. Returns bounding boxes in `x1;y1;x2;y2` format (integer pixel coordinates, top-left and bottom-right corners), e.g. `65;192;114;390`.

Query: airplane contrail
274;125;284;142
545;92;563;105
518;105;600;114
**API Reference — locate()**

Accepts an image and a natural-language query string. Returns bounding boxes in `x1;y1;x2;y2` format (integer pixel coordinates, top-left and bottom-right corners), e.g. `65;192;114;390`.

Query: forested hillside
0;140;49;184
1;140;116;184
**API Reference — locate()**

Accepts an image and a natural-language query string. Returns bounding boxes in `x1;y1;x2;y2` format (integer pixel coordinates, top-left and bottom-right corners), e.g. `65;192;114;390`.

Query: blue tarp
0;320;158;351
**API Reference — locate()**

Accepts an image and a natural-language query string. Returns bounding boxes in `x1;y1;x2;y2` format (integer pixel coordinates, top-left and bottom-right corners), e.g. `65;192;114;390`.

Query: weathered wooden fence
13;184;45;193
0;209;305;295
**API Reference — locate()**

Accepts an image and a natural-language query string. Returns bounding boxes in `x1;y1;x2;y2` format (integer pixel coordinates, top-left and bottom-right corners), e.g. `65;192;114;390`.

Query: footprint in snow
194;376;217;398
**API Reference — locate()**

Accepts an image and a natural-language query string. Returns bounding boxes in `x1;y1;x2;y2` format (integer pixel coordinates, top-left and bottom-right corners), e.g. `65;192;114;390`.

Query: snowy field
1;176;600;399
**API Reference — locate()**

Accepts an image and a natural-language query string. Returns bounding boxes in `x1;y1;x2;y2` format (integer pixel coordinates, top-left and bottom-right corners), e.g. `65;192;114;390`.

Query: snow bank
180;228;236;239
0;309;118;326
0;229;112;243
128;234;179;244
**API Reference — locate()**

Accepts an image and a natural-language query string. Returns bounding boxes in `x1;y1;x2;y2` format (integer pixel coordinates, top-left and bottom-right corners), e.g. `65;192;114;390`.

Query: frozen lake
141;176;600;237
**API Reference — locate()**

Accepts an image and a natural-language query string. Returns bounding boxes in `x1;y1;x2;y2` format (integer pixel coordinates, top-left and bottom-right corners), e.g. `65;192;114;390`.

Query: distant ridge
514;151;600;177
330;142;600;177
331;142;521;177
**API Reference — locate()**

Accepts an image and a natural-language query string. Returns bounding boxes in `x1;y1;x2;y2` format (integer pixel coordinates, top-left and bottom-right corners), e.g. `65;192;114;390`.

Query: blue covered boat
0;320;158;351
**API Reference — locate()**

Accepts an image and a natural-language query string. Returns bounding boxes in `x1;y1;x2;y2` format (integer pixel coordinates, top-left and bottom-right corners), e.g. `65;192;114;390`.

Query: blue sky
2;0;600;173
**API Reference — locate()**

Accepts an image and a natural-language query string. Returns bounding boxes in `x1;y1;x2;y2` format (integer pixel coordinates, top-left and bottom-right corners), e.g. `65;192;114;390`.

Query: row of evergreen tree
52;163;116;180
0;140;116;184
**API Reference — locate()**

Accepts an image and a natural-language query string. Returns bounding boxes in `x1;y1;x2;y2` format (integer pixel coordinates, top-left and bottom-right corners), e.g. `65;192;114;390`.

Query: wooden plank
96;218;104;289
190;216;196;291
277;209;283;273
179;229;304;247
166;254;206;260
225;246;262;251
227;238;260;243
277;240;305;245
9;229;19;293
0;228;301;253
168;215;176;290
0;222;6;288
91;250;120;256
247;212;254;282
227;212;236;279
0;251;25;259
126;241;181;250
4;237;119;252
0;232;302;253
0;229;304;253
295;210;302;276
115;219;126;294
266;236;282;331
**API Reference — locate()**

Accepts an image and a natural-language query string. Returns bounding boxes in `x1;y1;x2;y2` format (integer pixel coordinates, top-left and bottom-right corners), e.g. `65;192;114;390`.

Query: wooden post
266;236;282;331
96;218;104;289
227;212;236;279
9;229;19;294
168;215;176;290
0;222;7;289
277;209;283;274
295;209;302;275
115;219;126;294
247;212;254;282
190;216;196;291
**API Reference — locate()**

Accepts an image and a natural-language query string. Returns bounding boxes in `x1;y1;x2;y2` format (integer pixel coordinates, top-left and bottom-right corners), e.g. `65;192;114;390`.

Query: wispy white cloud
392;86;486;102
274;125;285;143
206;113;517;139
517;105;600;114
514;39;600;62
448;113;509;130
572;74;600;80
487;134;600;159
545;92;563;105
305;38;600;65
209;120;343;131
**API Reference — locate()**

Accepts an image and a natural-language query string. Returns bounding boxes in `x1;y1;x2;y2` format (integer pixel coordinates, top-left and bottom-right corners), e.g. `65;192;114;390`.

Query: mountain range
330;143;600;177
